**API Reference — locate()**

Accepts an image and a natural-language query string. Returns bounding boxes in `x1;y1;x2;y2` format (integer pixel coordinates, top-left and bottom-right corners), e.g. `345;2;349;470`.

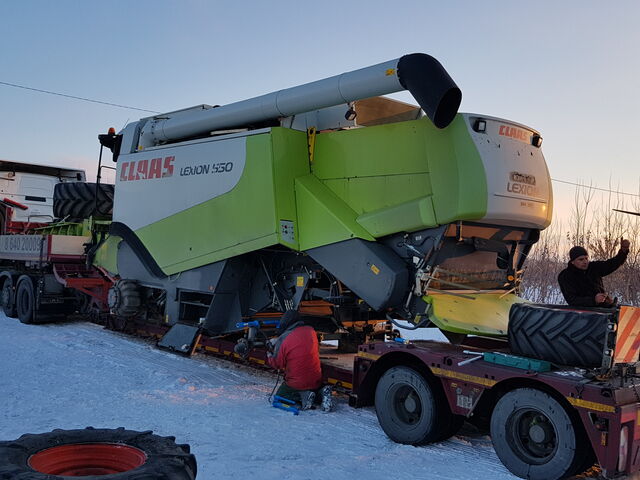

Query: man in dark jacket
267;310;333;411
558;238;630;307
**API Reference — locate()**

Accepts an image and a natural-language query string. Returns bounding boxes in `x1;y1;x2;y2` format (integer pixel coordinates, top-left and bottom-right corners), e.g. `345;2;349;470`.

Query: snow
0;314;594;479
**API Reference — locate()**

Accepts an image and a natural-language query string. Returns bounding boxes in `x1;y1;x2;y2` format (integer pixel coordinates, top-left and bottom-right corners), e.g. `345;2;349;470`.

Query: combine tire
490;388;591;480
0;280;16;318
374;366;463;444
15;277;35;324
53;182;114;220
108;279;142;317
508;303;611;368
0;427;197;479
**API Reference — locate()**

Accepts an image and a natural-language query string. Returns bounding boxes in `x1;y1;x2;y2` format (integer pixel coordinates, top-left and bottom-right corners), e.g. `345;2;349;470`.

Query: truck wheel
0;281;16;318
490;388;590;480
375;366;462;444
0;427;196;479
16;277;35;324
53;182;114;220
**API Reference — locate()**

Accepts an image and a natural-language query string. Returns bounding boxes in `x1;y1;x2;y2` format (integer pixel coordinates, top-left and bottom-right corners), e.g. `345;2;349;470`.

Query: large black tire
0;280;17;318
490;388;591;480
508;303;611;368
53;182;114;220
108;279;143;317
16;277;35;324
0;427;196;479
374;366;463;444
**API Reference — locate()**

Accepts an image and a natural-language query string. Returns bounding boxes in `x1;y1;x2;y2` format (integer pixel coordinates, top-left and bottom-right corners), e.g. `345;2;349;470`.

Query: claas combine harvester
2;53;640;479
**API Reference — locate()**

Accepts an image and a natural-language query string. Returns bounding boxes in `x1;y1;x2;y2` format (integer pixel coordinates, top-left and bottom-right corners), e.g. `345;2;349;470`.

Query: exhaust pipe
139;53;461;147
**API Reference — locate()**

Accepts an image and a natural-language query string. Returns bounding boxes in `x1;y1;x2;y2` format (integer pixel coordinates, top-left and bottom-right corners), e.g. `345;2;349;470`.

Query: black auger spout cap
397;53;462;129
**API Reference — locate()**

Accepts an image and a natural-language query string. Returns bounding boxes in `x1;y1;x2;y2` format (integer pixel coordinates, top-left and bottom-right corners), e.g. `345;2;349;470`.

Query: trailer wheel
0;281;16;318
0;427;196;479
16;277;35;324
490;388;589;480
374;366;461;444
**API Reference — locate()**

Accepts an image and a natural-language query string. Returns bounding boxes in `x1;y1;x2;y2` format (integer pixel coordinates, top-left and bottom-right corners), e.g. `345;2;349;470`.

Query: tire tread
509;304;610;367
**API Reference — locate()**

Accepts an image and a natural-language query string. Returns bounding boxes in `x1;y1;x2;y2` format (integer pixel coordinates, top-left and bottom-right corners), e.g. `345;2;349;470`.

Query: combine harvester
1;53;640;479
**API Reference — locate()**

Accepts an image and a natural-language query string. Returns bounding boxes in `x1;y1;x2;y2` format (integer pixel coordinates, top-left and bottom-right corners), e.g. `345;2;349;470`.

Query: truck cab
0;160;85;233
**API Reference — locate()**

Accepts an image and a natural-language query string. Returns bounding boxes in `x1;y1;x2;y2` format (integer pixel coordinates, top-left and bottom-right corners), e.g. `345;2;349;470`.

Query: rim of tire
29;443;147;476
505;407;558;465
390;383;423;426
0;427;197;479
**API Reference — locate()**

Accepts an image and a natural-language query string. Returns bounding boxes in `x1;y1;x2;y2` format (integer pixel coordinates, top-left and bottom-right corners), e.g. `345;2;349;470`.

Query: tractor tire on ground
0;427;197;480
490;388;592;480
53;182;114;220
16;277;35;324
374;366;463;444
0;281;17;318
508;303;612;368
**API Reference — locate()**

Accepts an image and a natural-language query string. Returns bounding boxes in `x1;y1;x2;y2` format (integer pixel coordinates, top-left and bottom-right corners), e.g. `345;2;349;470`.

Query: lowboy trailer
130;303;640;480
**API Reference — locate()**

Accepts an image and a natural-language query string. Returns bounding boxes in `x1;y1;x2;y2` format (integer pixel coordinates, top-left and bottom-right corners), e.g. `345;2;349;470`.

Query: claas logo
120;156;175;182
498;125;530;142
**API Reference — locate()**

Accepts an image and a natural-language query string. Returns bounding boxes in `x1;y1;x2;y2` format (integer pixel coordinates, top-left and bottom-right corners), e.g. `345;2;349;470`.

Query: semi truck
1;53;640;479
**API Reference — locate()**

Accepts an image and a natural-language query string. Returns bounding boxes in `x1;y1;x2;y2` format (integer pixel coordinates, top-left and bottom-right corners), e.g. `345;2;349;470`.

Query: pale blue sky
1;1;638;223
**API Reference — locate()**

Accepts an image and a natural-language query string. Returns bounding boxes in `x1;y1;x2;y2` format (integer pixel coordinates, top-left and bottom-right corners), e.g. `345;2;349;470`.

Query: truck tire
508;303;611;368
490;388;591;480
16;277;35;324
0;427;197;479
53;182;114;220
374;366;462;444
0;280;17;318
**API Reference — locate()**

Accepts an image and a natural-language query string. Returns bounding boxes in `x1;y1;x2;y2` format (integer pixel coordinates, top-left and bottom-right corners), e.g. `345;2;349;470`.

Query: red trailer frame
352;339;640;478
123;313;640;479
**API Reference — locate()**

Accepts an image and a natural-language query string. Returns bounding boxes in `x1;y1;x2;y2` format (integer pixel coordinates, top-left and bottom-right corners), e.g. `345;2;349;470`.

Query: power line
551;178;640;197
0;80;160;114
0;79;638;199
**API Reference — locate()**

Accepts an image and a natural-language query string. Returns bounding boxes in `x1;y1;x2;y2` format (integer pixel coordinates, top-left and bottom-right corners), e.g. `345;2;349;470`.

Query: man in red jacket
267;311;333;411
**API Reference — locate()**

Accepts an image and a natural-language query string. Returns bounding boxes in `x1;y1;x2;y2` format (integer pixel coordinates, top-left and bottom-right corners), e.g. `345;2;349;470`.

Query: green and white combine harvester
91;52;551;350
1;53;552;349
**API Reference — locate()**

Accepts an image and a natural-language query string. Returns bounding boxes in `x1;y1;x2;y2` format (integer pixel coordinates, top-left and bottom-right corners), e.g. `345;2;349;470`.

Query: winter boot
319;385;334;412
299;390;316;410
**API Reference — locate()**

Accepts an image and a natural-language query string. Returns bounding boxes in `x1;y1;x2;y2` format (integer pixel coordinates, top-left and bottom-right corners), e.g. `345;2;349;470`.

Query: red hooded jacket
267;325;322;391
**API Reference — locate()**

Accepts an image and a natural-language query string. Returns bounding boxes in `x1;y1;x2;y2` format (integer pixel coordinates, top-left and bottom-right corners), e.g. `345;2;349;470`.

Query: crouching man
267;310;333;412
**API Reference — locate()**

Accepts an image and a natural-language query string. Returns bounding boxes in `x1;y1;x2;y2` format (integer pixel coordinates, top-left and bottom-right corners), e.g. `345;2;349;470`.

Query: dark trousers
275;382;323;405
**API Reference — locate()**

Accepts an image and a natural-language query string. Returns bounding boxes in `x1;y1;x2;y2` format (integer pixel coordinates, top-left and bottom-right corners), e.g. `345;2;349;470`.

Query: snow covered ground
0;314;599;479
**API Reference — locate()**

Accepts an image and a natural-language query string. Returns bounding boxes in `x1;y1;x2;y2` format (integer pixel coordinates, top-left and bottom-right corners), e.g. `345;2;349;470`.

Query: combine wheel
0;280;16;318
0;427;197;479
490;388;591;480
15;276;35;324
53;182;114;220
509;304;609;368
374;366;463;444
108;279;142;317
